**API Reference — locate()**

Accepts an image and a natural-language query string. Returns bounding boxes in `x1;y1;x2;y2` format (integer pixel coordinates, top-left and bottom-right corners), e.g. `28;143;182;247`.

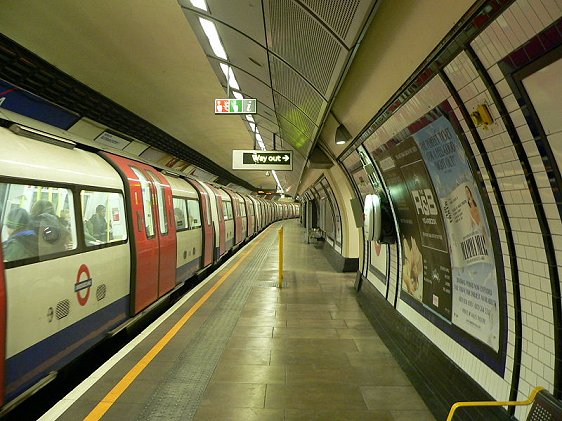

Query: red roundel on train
75;264;92;306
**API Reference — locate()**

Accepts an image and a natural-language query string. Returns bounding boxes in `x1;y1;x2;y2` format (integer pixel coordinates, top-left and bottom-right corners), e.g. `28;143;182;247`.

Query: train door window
205;195;211;224
80;190;127;246
173;197;187;231
131;168;155;238
239;202;246;217
226;201;233;220
222;201;229;220
0;182;77;265
186;199;201;229
147;171;169;235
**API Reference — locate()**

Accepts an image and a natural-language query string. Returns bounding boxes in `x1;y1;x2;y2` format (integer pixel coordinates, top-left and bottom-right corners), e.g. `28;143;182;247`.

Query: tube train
0;118;299;411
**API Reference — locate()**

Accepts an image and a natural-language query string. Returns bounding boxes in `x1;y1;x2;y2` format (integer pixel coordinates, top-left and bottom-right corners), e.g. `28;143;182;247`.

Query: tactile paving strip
136;233;277;420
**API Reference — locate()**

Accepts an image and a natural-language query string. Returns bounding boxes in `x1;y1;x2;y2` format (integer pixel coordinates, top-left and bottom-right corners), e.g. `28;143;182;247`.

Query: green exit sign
215;98;257;114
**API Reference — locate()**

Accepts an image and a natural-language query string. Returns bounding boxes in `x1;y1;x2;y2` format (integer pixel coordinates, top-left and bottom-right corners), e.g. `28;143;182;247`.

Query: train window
225;201;233;220
239;202;246;217
147;171;169;235
131;168;155;238
173;197;188;231
0;183;77;264
186;199;201;229
205;195;211;224
222;201;229;220
81;190;127;246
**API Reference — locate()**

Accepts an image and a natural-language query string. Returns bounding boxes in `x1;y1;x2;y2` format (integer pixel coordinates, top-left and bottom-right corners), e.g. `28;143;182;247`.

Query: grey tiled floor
194;221;435;421
56;220;435;420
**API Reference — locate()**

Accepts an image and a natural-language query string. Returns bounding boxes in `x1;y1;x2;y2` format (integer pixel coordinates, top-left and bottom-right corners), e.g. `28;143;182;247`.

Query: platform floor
46;220;435;420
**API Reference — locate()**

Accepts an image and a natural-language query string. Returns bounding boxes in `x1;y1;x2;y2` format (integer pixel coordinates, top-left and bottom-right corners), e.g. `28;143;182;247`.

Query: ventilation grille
277;117;313;153
96;284;107;301
270;56;326;125
268;0;344;95
56;299;70;319
274;93;316;139
300;0;361;41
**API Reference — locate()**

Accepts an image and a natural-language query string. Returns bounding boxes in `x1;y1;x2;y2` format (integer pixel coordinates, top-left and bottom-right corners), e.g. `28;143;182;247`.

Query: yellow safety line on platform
84;228;270;421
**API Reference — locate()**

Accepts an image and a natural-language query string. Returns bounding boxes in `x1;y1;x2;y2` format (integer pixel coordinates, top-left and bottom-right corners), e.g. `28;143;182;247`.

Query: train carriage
0;117;295;411
163;175;205;283
0;125;132;403
222;189;243;248
228;190;247;246
242;195;255;238
183;177;214;270
199;183;226;260
101;153;177;314
215;188;235;252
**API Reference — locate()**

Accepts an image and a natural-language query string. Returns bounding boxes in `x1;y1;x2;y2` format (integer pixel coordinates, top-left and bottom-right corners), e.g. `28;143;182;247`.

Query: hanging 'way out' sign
232;150;293;171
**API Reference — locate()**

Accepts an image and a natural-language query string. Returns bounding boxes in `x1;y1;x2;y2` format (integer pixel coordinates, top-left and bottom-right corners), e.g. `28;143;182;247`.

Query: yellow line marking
84;230;270;420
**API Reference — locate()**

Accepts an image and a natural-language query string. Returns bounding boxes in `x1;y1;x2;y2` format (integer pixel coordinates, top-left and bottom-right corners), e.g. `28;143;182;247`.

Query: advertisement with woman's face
412;115;499;351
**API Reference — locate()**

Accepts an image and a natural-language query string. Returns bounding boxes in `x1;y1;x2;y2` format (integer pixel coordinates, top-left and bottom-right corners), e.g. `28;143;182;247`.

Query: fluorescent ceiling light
272;170;283;192
199;18;227;60
233;91;243;100
246;114;255;123
219;64;239;90
249;122;256;132
190;0;208;11
335;139;346;145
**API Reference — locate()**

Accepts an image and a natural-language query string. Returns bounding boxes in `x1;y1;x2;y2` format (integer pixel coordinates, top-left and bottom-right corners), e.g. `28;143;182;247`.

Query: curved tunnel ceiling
0;0;378;195
180;0;378;194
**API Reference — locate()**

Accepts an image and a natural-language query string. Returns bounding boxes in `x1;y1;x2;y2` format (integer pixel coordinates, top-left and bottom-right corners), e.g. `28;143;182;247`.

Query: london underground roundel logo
75;264;93;306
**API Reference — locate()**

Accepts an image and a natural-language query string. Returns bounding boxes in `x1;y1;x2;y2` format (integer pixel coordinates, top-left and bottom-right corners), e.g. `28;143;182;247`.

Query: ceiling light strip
199;18;227;60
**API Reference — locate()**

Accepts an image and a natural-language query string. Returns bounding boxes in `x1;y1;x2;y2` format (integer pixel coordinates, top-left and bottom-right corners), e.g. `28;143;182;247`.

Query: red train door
146;170;176;296
245;197;254;237
0;248;6;406
185;178;213;268
228;192;242;246
102;153;175;314
208;185;226;257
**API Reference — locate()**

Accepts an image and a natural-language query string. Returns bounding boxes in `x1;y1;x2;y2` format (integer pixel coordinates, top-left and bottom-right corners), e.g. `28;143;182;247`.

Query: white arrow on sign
283;155;289;162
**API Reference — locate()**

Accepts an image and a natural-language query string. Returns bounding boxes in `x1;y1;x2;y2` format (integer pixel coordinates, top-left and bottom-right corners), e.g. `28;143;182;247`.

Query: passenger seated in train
2;208;38;261
88;204;112;242
30;200;68;253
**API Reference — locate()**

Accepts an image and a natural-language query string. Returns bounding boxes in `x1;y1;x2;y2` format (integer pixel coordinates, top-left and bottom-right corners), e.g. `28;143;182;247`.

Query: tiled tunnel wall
336;1;562;419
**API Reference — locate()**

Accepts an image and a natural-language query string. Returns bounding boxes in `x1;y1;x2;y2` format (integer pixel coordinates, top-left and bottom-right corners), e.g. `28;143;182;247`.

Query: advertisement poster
370;240;387;281
412;116;499;351
379;139;452;319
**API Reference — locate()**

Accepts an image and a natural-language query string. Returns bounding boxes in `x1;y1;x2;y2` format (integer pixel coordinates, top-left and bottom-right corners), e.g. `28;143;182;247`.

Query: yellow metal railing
278;226;284;288
446;386;544;421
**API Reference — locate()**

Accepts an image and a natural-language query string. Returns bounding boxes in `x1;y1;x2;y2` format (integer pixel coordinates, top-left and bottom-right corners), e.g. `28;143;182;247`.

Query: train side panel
217;189;235;251
0;128;130;401
101;153;176;313
243;195;254;238
164;175;203;283
185;178;214;268
200;183;226;259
